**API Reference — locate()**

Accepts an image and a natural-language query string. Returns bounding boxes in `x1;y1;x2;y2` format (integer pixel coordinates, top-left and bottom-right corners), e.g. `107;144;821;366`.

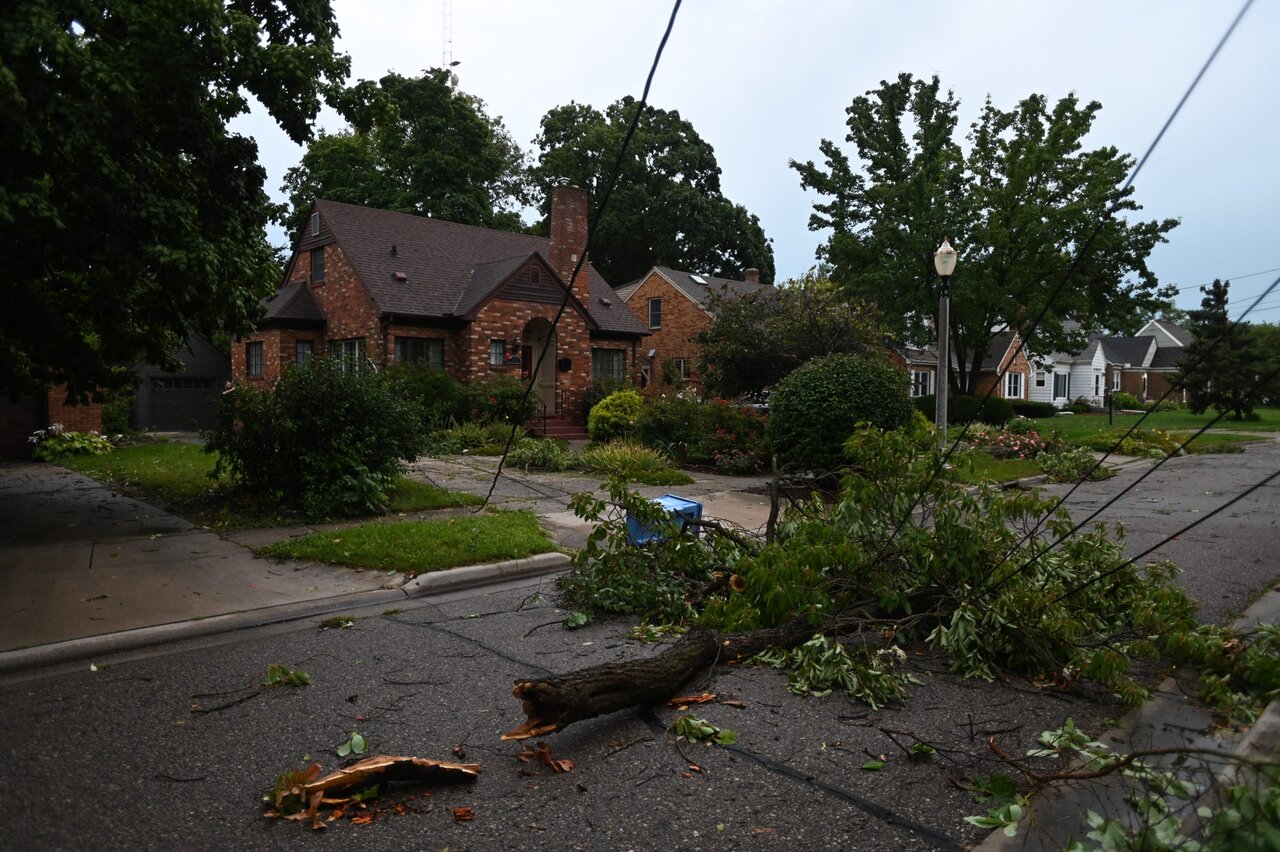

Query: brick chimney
743;268;760;285
549;182;591;304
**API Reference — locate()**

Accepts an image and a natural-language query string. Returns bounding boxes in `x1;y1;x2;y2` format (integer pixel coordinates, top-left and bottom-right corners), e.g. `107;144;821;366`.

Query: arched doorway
520;318;557;413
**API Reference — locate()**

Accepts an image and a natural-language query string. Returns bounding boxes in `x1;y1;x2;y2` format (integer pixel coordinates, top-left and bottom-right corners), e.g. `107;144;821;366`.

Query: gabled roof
1150;347;1186;369
1100;336;1156;367
980;332;1018;371
617;266;772;312
290;200;645;336
1137;319;1193;347
262;281;325;325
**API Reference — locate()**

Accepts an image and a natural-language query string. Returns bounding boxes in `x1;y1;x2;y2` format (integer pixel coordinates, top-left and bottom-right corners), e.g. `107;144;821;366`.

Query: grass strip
259;511;555;575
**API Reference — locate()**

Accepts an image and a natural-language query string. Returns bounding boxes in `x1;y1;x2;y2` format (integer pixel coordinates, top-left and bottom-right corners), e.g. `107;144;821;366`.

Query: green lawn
1033;407;1280;439
61;440;479;529
259;511;555;575
953;452;1042;485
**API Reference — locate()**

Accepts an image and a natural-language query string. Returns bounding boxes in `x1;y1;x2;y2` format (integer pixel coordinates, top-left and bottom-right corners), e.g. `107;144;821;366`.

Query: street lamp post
933;237;957;450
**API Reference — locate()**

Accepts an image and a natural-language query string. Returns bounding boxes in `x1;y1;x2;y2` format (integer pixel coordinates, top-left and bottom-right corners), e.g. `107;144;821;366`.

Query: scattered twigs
986;736;1260;783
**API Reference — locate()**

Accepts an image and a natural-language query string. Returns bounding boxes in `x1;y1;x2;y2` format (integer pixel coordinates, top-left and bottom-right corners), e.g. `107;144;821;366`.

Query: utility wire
866;0;1253;572
478;0;684;510
972;270;1280;597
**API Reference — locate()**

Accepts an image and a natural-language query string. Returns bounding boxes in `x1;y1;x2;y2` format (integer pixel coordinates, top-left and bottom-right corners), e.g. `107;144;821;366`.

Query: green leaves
669;714;737;747
264;664;311;688
336;732;368;758
753;636;911;710
0;0;350;398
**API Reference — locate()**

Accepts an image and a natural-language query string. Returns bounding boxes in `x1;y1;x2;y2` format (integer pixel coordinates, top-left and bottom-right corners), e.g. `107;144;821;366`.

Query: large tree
792;73;1178;394
280;70;531;237
0;0;350;399
697;271;889;397
1175;280;1263;419
532;97;775;286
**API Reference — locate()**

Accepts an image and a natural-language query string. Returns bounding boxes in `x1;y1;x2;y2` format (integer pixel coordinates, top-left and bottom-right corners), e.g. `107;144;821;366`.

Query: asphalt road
0;442;1275;850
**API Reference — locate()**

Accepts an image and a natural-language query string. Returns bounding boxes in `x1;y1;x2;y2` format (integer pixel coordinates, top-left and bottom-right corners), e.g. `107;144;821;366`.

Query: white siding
1030;364;1072;408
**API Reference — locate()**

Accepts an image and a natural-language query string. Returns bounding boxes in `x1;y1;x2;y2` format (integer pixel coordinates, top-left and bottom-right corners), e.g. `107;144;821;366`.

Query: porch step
530;417;588;440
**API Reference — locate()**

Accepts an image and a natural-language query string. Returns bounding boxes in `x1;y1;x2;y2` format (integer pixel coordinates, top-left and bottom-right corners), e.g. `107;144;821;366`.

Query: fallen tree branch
986;736;1268;783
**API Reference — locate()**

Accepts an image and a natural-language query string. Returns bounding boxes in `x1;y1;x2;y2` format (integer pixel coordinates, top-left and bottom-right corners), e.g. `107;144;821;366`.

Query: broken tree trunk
503;615;872;740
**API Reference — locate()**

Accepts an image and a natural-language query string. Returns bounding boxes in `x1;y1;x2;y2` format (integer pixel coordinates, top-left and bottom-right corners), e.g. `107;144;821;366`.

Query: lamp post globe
933;238;957;450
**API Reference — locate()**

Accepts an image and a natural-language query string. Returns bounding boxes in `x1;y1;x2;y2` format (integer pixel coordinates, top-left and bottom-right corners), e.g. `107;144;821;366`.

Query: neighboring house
1029;337;1109;408
1107;320;1190;404
232;186;648;432
889;346;939;399
131;332;230;431
615;266;770;388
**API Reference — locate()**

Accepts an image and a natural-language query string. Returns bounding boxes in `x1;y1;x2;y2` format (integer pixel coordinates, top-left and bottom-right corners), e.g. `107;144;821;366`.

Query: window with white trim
647;298;662;329
1034;370;1047;388
910;370;932;397
246;341;264;378
674;358;691;381
1053;372;1068;399
489;339;506;366
1113;370;1121;391
1005;372;1023;399
331;338;366;373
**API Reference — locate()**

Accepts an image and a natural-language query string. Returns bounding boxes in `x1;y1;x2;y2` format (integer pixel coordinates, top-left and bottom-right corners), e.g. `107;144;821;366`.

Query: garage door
151;378;219;430
0;394;43;458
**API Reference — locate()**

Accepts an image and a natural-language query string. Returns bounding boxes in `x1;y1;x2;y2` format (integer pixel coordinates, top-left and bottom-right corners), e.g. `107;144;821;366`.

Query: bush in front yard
914;393;1014;426
1110;391;1142;410
466;373;537;425
1010;400;1057;419
635;394;706;462
382;362;466;433
587;389;645;442
767;354;911;472
207;360;423;518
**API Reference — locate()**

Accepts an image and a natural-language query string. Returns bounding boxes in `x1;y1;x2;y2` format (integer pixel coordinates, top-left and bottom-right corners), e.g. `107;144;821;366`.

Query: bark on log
503;614;875;740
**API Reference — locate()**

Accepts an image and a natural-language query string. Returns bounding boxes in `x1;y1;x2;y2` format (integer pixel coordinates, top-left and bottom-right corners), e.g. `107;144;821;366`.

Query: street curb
0;553;573;676
0;588;408;675
402;551;571;597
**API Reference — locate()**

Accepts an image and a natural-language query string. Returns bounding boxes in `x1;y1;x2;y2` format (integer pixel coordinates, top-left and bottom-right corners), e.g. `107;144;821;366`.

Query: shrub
206;360;423;518
635;395;706;462
101;388;134;434
426;422;526;455
696;399;768;470
581;377;628;421
29;425;114;461
1010;400;1057;419
507;438;575;471
1110;391;1141;410
382;362;466;433
466;374;537;425
587;389;645;442
914;393;1013;426
768;354;912;472
1038;447;1114;483
580;441;672;478
1068;396;1092;414
966;427;1049;459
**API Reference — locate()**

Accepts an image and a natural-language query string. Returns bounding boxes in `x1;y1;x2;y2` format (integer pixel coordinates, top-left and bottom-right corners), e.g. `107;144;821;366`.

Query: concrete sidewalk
0;459;775;673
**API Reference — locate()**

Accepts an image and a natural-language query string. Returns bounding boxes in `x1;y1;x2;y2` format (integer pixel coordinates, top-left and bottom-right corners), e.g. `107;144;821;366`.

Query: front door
521;318;557;412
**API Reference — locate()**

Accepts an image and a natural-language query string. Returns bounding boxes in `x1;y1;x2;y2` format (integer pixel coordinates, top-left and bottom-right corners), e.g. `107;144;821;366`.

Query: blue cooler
625;494;703;545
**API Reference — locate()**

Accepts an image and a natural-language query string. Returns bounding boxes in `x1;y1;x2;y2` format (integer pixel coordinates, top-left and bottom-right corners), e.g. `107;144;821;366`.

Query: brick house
232;186;648;433
0;387;103;459
1026;321;1190;409
614;266;770;388
892;332;1032;401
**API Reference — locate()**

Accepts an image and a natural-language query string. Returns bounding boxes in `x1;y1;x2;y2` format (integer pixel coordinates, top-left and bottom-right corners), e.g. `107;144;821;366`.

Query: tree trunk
503;616;862;740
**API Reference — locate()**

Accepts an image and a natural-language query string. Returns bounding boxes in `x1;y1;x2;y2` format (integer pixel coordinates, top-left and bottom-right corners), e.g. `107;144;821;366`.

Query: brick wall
972;341;1031;399
469;299;593;394
622;271;710;384
46;385;103;433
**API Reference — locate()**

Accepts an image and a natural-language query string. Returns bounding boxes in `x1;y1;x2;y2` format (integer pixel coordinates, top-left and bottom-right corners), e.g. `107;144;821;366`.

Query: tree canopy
280;70;531;237
1175;280;1263;419
532;97;775;287
0;0;351;399
697;271;890;398
792;73;1178;394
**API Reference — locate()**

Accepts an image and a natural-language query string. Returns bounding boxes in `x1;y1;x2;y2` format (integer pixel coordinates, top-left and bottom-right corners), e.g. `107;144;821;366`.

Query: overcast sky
237;0;1279;323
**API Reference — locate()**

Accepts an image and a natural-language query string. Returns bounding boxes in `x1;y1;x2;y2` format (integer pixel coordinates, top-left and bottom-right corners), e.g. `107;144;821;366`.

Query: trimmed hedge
587;389;645;442
767;354;911;472
1011;400;1058;419
913;393;1014;425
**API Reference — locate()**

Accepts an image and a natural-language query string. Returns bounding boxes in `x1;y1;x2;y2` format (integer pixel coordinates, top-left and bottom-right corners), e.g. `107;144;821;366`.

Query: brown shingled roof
297;200;645;336
261;281;325;325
